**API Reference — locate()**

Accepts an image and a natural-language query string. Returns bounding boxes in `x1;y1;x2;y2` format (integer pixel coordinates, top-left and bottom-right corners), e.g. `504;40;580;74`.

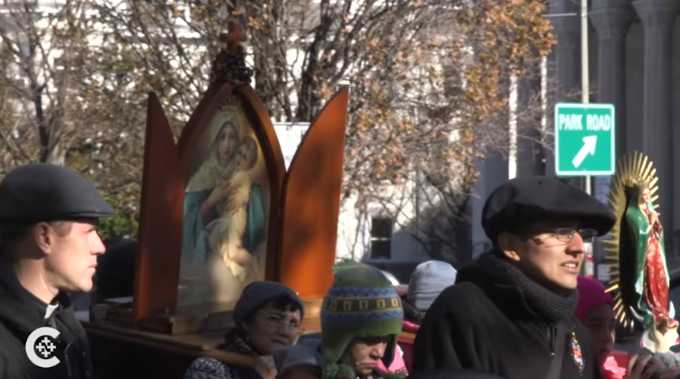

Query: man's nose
91;232;106;255
566;232;586;255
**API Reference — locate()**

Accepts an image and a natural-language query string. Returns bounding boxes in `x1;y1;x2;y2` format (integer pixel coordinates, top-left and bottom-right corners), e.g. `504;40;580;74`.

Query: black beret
0;164;113;224
233;281;304;325
482;176;615;242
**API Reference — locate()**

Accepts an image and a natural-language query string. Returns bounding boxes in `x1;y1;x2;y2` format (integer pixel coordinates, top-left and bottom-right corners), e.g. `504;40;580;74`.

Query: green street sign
554;103;615;176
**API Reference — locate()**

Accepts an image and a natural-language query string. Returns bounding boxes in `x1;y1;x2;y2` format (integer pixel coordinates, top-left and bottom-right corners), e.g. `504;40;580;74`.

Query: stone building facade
471;1;680;265
549;0;680;261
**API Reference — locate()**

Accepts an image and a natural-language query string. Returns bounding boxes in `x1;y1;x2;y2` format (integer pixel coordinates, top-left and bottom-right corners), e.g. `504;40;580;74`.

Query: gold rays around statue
602;151;660;330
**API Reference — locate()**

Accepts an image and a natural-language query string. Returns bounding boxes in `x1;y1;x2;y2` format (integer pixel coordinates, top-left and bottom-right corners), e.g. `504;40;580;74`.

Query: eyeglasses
528;227;598;244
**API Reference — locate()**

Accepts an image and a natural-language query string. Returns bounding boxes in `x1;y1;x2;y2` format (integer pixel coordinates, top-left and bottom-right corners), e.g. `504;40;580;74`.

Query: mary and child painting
177;103;269;309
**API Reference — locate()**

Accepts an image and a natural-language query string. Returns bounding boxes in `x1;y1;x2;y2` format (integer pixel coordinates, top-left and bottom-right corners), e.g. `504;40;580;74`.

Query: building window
370;217;393;259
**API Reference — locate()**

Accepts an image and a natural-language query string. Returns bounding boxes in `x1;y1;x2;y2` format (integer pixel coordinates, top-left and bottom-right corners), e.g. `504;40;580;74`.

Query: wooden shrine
84;22;348;379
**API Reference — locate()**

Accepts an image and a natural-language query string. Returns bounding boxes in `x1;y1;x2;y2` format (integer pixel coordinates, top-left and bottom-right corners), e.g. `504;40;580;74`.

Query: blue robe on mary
182;184;266;265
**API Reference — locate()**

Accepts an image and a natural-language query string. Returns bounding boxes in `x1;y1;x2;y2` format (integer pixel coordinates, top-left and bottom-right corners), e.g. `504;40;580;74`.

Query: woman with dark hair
184;281;304;379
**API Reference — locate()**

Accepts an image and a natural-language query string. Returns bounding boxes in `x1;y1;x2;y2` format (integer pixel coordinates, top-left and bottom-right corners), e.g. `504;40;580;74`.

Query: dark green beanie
320;264;403;378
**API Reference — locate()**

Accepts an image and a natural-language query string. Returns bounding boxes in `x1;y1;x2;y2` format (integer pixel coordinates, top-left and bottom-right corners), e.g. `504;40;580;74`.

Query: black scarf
458;252;578;323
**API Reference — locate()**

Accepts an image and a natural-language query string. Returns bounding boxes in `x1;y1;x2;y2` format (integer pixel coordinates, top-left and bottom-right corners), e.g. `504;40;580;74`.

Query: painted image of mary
179;111;268;307
204;135;266;281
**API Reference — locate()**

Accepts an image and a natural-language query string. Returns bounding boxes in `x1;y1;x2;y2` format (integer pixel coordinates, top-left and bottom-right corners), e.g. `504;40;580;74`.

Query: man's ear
497;232;522;262
32;223;53;254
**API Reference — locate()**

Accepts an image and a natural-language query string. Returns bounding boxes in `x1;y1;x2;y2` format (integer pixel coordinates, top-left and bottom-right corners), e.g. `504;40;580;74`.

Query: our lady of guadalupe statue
605;152;678;352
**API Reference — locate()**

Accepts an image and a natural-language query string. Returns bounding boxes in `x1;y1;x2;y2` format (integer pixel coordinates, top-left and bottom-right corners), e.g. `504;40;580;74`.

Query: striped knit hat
321;263;404;379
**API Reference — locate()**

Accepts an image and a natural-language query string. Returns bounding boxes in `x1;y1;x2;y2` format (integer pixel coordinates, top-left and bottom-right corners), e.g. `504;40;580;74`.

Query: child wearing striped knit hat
320;264;406;379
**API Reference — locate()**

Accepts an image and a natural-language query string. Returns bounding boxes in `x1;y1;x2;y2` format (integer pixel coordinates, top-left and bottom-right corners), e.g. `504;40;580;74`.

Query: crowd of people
3;164;680;378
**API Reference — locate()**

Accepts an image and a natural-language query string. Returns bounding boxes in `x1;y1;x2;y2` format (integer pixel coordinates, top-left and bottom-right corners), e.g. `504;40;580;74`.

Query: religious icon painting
132;23;347;332
178;101;270;309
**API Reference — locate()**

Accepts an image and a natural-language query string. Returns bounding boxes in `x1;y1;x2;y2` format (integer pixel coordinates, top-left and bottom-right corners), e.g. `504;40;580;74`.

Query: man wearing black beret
0;164;113;379
413;176;615;379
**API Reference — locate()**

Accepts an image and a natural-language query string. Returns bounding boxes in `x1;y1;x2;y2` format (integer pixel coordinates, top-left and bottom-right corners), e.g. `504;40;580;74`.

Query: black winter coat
413;253;600;379
0;262;93;379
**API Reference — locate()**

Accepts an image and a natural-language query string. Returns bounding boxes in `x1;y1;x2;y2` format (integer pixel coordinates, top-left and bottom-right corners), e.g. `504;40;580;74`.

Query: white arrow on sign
571;135;598;168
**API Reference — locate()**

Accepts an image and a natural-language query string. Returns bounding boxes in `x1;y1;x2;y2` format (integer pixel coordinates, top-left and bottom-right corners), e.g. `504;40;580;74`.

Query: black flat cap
0;164;113;224
482;176;615;242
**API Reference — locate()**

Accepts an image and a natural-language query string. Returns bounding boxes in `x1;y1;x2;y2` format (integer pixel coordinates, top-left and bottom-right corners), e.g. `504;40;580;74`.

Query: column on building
590;0;634;161
632;0;679;256
589;1;633;237
549;0;581;97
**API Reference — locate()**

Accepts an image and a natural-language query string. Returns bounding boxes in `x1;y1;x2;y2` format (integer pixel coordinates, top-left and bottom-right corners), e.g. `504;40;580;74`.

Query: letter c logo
25;326;60;368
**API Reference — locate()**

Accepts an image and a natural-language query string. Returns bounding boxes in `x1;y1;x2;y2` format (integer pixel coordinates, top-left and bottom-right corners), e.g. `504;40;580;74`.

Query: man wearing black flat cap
413;176;615;379
0;164;113;379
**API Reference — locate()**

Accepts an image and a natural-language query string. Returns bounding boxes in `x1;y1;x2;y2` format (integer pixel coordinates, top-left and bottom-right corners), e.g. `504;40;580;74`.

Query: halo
602;151;659;330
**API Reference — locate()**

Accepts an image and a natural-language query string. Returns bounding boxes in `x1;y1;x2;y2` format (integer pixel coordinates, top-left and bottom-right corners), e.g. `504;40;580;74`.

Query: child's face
237;137;258;170
341;336;390;377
